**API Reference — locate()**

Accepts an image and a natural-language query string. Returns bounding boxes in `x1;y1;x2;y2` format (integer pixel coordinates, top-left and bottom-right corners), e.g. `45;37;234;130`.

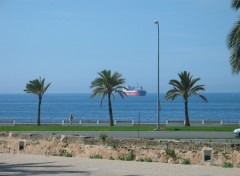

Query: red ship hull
121;85;147;96
123;91;140;96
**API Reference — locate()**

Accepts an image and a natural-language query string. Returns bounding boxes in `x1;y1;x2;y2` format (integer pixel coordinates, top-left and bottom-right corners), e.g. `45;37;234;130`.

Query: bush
137;157;145;162
118;151;135;161
118;155;125;160
137;157;152;162
125;151;135;161
223;161;233;168
109;156;114;160
60;151;72;157
107;141;117;149
166;149;176;158
90;154;103;159
99;133;108;141
145;157;153;162
182;158;190;165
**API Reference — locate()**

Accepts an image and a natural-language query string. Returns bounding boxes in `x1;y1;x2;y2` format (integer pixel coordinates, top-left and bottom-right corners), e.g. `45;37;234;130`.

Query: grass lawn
0;125;237;132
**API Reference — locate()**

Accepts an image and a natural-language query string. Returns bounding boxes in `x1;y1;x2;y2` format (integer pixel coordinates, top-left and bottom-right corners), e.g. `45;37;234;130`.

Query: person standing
69;113;73;126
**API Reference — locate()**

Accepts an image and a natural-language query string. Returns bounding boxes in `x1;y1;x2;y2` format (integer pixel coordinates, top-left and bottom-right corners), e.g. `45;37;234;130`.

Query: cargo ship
122;86;147;96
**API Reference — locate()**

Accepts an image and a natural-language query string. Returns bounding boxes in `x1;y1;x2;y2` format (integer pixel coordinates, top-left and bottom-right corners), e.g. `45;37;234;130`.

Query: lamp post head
154;20;159;24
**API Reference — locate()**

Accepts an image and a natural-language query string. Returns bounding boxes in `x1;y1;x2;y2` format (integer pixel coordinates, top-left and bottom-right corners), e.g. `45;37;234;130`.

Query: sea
0;93;239;124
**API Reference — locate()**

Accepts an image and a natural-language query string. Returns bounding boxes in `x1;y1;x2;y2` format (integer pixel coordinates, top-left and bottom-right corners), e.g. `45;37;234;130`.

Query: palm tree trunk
184;100;190;126
108;94;114;126
38;96;42;126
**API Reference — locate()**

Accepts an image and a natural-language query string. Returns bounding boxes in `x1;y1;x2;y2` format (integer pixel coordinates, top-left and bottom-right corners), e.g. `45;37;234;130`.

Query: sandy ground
0;154;239;176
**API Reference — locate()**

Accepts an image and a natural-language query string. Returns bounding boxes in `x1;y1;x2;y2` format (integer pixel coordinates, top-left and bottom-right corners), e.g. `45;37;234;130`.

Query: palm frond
166;71;207;103
192;92;208;102
90;69;126;106
230;41;240;74
90;87;107;98
227;17;240;49
100;92;107;107
169;79;183;91
190;85;206;94
24;77;51;96
232;0;240;10
165;88;182;100
115;89;126;99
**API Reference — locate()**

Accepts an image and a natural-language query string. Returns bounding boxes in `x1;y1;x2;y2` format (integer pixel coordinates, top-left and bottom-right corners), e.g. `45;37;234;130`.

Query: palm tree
24;77;51;126
90;70;126;126
165;71;207;126
227;0;240;74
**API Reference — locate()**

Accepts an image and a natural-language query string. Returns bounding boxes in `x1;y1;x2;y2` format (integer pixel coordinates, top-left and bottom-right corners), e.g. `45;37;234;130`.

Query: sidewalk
0;154;239;176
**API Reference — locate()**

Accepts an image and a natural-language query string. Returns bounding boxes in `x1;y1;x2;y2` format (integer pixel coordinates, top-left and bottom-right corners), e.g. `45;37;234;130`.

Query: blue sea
0;93;239;124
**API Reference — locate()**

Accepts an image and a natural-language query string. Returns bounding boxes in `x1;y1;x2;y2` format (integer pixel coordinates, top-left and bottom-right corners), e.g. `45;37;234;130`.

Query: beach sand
0;153;239;176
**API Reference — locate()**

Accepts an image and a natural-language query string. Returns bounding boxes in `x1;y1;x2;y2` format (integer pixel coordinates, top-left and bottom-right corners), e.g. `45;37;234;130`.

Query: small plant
182;158;190;165
107;141;117;149
99;133;108;141
118;155;125;160
223;161;233;168
118;151;135;161
109;156;114;160
137;157;145;162
60;151;72;157
145;157;153;162
125;151;135;161
237;162;240;168
90;154;103;159
166;149;176;158
137;157;152;162
222;152;230;159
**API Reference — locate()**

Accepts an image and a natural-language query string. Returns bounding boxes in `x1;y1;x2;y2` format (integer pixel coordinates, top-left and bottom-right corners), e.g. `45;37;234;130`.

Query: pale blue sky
0;0;239;93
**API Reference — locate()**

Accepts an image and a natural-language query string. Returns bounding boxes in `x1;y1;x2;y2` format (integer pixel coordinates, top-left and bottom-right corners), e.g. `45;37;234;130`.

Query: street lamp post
154;20;160;130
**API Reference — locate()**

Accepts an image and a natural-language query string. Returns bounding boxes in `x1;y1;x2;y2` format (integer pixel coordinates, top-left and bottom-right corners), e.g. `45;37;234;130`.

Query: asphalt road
17;131;240;143
2;153;240;176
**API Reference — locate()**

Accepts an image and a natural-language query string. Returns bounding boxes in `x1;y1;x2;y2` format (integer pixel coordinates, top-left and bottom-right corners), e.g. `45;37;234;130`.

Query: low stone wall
0;132;239;167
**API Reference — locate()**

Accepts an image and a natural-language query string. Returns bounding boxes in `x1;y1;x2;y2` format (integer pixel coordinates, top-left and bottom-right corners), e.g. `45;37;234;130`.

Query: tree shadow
0;161;91;175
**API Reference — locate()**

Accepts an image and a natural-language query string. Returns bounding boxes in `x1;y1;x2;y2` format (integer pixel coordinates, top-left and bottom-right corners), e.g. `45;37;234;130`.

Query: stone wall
0;132;239;167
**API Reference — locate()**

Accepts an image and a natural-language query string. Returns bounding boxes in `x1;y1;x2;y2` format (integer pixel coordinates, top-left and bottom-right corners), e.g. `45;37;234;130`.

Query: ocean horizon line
0;92;240;95
0;93;239;123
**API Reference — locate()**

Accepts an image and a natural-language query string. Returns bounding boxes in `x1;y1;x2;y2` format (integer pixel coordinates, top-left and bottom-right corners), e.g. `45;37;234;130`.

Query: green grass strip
0;125;237;132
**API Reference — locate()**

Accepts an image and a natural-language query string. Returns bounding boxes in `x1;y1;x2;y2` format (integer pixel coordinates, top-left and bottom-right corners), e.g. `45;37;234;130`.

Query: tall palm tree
165;71;207;126
90;70;126;126
24;77;51;126
227;0;240;74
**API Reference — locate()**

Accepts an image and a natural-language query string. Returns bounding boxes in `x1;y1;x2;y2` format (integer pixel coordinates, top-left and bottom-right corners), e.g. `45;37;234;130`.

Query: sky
0;0;239;93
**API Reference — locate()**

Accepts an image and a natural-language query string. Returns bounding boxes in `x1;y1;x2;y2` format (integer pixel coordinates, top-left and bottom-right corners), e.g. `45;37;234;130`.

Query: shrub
182;158;190;165
107;141;117;149
118;155;125;160
99;133;108;141
109;156;114;160
237;162;240;168
145;157;153;162
125;151;135;161
137;157;152;162
223;161;233;168
60;151;72;157
90;154;103;159
118;151;135;161
137;157;145;162
166;149;176;158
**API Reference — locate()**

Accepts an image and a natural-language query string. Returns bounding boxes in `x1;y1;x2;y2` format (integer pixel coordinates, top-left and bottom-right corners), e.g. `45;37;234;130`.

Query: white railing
0;119;239;126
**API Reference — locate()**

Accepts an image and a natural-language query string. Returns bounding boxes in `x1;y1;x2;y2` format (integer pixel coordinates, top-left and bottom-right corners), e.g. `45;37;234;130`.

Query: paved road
1;154;240;176
16;131;240;143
